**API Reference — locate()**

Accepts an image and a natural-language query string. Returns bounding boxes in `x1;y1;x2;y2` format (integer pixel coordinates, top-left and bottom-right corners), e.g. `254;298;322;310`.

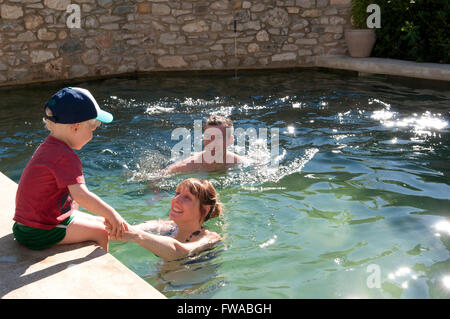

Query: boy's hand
105;221;136;242
104;212;129;240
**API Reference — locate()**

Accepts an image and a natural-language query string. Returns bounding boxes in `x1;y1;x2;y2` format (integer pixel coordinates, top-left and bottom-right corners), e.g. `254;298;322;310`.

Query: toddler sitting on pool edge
12;87;128;251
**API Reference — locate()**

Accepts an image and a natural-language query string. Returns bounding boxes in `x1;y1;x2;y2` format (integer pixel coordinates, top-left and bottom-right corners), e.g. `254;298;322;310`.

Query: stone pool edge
315;56;450;82
0;56;448;89
0;171;166;299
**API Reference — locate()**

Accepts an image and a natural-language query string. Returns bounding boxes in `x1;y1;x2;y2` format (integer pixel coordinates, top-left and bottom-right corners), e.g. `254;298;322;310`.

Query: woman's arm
116;226;221;261
133;229;189;261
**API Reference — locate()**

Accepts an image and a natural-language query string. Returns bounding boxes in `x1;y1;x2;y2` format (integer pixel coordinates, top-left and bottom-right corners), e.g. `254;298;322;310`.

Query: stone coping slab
0;172;165;299
0;56;448;90
315;56;450;82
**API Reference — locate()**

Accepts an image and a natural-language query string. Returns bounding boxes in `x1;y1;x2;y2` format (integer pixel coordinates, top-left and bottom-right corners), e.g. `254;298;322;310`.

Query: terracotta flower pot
344;29;376;58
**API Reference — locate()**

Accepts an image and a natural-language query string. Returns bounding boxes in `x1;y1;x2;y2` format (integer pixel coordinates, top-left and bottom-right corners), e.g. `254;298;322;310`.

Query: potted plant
344;0;376;58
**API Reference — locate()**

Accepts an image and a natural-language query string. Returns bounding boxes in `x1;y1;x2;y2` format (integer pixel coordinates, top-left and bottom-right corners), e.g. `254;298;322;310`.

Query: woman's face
169;186;202;224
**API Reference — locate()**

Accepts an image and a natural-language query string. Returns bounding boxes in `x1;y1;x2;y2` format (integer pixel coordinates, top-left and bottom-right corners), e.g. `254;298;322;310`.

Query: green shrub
351;0;450;63
351;0;373;29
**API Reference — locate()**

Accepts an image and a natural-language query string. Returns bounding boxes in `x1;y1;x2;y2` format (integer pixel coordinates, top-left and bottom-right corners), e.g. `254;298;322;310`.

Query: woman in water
108;178;223;261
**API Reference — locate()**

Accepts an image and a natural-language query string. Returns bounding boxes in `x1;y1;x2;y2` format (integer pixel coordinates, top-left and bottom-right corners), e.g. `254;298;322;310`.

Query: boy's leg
59;215;109;251
73;210;105;222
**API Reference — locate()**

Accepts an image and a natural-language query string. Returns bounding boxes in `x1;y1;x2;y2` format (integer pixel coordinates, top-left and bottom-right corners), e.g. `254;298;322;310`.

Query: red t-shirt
14;135;85;230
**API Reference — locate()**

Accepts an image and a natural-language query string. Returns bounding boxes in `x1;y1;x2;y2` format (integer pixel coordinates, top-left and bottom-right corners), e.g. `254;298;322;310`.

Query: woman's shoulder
186;229;222;257
203;229;222;243
135;219;176;234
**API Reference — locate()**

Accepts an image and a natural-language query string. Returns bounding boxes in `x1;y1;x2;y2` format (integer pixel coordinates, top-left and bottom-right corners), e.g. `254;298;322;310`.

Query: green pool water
0;69;449;298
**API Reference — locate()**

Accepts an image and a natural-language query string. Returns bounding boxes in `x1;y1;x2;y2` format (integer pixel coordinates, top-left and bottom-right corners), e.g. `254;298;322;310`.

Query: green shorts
12;215;75;251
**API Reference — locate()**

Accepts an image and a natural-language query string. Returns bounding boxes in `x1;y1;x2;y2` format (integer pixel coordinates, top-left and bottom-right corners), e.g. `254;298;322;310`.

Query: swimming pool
1;69;449;298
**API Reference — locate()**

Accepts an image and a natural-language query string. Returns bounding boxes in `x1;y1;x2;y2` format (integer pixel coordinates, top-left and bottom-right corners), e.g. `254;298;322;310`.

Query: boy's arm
68;183;127;238
68;183;115;218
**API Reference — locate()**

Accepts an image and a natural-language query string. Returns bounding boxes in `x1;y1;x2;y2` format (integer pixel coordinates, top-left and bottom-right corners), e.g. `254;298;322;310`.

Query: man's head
203;115;234;148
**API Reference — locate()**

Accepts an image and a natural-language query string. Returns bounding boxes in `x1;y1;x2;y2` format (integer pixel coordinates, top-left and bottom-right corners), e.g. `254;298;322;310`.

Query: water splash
259;235;277;248
443;276;450;290
434;220;450;236
373;109;448;135
126;147;318;192
145;105;175;115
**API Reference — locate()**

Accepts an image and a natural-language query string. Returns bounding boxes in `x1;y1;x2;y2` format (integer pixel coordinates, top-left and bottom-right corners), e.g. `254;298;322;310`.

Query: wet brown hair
176;178;223;223
206;115;233;129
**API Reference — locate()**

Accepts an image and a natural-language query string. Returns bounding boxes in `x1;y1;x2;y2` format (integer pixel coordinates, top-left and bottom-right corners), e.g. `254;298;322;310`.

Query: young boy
12;87;128;251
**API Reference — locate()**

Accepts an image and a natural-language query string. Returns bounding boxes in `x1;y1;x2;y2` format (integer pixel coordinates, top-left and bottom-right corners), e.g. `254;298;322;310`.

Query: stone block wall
0;0;352;86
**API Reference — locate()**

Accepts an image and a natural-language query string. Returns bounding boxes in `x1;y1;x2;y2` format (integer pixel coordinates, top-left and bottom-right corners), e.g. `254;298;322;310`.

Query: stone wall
0;0;352;86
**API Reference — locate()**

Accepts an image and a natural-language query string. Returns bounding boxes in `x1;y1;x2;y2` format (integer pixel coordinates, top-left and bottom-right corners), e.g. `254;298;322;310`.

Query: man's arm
165;154;199;174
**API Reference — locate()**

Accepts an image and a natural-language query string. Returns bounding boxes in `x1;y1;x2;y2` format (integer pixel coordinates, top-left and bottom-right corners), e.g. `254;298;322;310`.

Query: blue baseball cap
44;87;113;124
